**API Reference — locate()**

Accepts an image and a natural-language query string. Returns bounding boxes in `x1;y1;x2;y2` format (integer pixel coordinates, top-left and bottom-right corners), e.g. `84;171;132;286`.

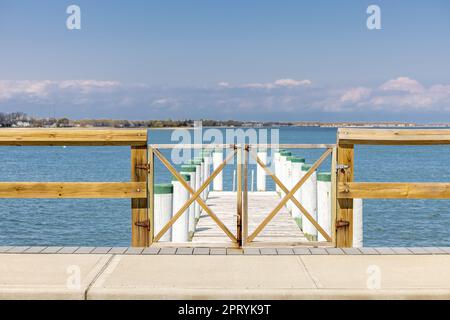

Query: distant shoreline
1;112;449;129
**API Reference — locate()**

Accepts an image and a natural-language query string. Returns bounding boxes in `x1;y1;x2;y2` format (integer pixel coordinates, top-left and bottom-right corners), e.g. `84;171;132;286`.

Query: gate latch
135;220;150;230
336;220;350;228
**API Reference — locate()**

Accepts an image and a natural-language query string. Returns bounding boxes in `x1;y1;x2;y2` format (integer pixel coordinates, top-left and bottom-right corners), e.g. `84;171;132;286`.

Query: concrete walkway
1;253;450;299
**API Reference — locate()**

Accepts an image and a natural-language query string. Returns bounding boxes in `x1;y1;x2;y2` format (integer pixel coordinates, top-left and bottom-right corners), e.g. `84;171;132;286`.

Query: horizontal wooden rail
338;128;450;145
338;182;450;199
0;182;146;198
248;144;336;149
0;129;147;146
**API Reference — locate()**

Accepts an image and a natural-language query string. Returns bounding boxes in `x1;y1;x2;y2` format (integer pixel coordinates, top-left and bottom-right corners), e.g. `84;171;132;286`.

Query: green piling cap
280;151;292;157
154;183;173;194
317;172;332;182
290;157;306;163
172;174;191;182
180;165;196;172
301;164;313;171
193;157;204;163
189;159;202;165
286;156;296;161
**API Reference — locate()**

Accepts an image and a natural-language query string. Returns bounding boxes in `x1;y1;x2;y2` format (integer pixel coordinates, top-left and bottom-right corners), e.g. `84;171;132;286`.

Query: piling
212;149;223;191
286;156;295;211
189;159;202;220
317;172;332;242
171;174;190;242
301;163;317;241
180;164;197;235
274;149;284;193
256;149;267;191
279;151;292;199
290;157;306;223
353;198;363;247
193;157;205;201
202;150;212;197
153;183;173;242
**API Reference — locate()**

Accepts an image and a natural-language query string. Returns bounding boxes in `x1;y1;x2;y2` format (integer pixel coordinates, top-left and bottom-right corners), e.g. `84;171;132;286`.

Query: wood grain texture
0;129;147;146
338;128;450;145
338;182;450;199
336;144;354;248
131;146;149;247
0;182;146;198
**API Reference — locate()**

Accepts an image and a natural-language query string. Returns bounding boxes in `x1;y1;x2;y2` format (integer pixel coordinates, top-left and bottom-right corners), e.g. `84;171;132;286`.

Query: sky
0;0;450;122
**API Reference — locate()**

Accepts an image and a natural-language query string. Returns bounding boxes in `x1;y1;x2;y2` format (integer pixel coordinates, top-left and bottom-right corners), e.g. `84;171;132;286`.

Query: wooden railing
0;129;149;247
336;128;450;247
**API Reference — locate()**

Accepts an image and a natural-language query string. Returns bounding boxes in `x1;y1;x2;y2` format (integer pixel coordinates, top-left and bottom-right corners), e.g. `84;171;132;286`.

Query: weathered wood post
131;145;149;247
336;143;354;247
236;145;243;246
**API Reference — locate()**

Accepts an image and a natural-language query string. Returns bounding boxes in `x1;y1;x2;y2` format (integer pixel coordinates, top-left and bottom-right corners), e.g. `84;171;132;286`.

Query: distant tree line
0;112;283;128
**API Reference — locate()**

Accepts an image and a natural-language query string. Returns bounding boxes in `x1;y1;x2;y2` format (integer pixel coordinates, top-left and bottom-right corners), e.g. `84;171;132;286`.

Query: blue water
0;127;448;247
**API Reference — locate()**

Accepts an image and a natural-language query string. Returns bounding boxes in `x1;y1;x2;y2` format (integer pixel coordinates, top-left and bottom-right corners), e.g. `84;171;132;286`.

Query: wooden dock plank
192;191;308;245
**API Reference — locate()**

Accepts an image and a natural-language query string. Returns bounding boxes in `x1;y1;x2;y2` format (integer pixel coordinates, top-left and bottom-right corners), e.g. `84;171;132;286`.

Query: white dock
192;191;309;245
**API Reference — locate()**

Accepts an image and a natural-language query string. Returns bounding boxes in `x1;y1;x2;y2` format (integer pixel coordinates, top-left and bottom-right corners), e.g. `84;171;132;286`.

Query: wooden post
242;146;249;246
148;147;154;245
131;145;149;247
331;146;337;246
336;143;354;247
236;146;243;246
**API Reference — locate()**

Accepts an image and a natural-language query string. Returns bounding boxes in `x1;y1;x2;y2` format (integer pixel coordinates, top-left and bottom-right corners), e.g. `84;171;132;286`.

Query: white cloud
0;80;121;102
1;77;450;118
340;87;371;103
380;77;424;93
239;78;312;89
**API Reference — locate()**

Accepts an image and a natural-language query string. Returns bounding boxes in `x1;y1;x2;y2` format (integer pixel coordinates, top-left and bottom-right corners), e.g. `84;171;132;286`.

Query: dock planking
192;191;309;245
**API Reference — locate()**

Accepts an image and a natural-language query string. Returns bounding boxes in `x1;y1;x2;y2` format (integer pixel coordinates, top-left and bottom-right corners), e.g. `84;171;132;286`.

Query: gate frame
241;144;337;247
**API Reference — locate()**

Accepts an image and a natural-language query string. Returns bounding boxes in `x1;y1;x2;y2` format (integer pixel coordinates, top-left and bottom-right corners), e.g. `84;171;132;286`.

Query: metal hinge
135;220;150;230
136;164;150;171
336;220;350;228
336;164;349;171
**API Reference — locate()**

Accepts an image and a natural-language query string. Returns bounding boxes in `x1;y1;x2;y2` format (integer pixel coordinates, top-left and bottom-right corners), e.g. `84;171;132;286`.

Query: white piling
190;159;202;219
232;169;236;192
256;150;267;191
251;169;255;192
171;174;190;242
213;149;223;191
279;151;291;199
286;156;294;211
202;150;212;197
300;163;317;241
317;172;332;242
153;183;173;242
274;150;282;193
353;198;364;247
290;157;305;222
180;165;197;236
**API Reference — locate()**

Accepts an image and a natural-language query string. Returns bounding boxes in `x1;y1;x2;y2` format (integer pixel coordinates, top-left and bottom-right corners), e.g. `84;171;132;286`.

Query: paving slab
41;247;63;254
193;248;210;255
276;248;294;255
125;247;144;255
142;247;160;255
24;247;47;254
58;247;79;254
391;247;413;255
74;247;95;254
301;255;450;291
88;255;316;299
0;254;111;299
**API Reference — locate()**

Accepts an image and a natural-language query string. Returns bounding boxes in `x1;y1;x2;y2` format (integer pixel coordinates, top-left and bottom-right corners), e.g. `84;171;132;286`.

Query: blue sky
1;0;450;121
